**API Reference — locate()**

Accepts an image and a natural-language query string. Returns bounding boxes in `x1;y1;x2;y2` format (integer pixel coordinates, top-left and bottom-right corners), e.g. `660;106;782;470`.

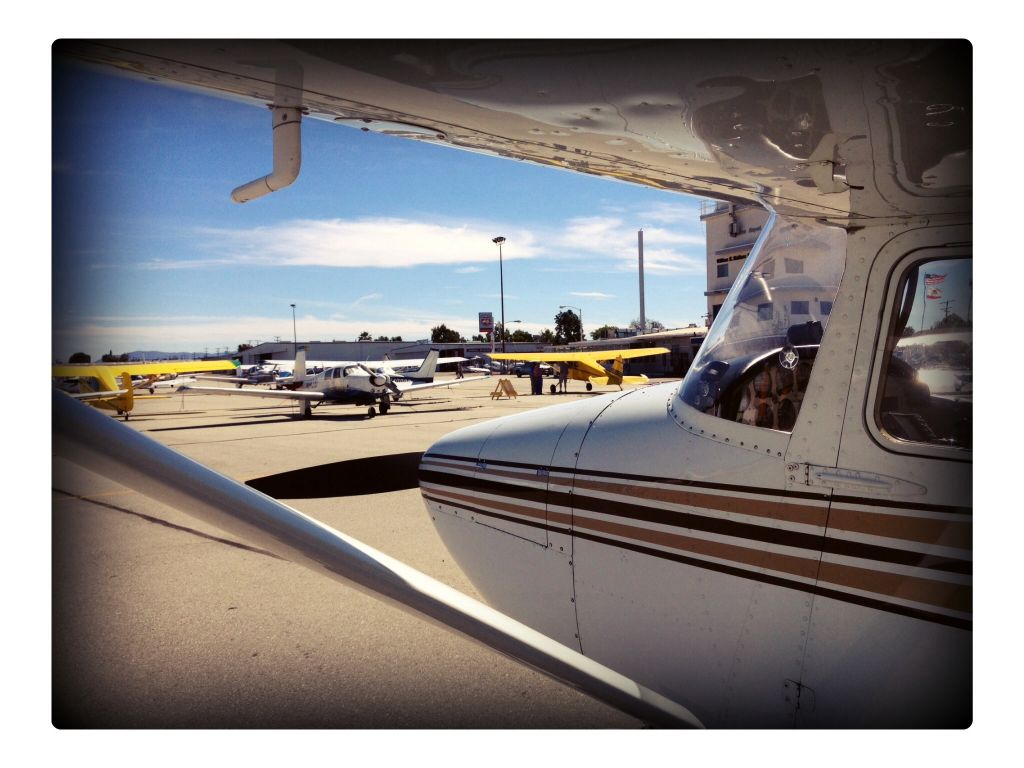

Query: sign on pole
478;312;494;333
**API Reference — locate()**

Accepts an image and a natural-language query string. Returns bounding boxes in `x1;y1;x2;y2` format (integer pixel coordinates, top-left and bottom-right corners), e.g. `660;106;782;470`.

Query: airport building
700;201;771;323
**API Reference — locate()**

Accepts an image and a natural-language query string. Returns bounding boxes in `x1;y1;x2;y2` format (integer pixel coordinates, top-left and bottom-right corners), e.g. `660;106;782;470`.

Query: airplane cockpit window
677;214;846;432
875;256;972;451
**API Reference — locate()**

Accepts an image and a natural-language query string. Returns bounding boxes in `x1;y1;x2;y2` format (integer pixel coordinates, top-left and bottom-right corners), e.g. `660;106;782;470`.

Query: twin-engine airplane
184;348;485;417
489;347;670;391
53;359;237;418
53;40;972;728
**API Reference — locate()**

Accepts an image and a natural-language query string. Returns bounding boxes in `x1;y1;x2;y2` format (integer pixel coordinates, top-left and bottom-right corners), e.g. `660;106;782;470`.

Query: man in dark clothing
530;361;543;395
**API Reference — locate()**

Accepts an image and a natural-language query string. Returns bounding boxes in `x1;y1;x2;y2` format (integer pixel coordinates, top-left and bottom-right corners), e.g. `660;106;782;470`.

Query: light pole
493;236;507;358
559;304;583;343
290;303;297;357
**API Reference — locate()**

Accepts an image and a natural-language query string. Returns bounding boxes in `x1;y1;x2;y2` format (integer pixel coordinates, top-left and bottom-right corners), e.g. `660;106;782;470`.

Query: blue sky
52;59;712;362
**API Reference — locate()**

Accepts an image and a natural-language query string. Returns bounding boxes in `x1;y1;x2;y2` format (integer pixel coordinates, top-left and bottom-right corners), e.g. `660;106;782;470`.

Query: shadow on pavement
247;451;424;499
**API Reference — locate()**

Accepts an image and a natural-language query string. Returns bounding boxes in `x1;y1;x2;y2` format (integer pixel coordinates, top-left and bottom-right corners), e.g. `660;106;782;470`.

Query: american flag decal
924;273;946;286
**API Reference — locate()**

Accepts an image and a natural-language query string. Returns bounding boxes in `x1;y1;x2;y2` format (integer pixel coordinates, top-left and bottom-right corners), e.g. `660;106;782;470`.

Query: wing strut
231;105;302;202
53;391;702;729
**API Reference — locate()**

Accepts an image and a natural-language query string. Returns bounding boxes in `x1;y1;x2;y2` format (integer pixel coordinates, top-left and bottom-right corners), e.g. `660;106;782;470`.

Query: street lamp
560;304;583;342
290;303;297;357
493;236;506;356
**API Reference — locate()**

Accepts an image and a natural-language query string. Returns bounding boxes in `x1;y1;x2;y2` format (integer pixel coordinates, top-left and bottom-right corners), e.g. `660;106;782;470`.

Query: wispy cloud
352;292;383;306
138;218;542;270
454;266;484;274
570;291;615;299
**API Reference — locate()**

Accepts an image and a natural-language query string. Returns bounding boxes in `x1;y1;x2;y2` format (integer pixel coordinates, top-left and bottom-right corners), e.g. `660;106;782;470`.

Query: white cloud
143;218;542;270
454;266;484;274
352;292;383;305
570;291;615;299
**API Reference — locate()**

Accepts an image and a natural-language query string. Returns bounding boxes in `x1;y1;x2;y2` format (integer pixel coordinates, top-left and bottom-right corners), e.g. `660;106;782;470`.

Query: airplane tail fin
294;347;307;385
408;349;439;382
609;356;625;387
121;371;134;412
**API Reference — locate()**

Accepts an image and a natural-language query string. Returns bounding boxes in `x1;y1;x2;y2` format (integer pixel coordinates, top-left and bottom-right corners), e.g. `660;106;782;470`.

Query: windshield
677;214;846;431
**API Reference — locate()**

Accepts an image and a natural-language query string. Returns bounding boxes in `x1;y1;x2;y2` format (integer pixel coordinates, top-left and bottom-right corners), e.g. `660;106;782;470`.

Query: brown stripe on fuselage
572;514;822;581
817;560;971;613
827;507;972;550
568;476;828;528
422;486;573;528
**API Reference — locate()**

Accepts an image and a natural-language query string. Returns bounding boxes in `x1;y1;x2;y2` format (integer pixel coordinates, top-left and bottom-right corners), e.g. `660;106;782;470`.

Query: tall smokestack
638;229;646;335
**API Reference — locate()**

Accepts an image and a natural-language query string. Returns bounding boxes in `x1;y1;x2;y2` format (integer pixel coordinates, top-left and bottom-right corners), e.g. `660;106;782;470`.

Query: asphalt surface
52;374;665;729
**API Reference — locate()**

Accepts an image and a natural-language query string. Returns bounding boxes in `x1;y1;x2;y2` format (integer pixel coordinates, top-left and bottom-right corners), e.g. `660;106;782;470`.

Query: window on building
820;300;833;315
757;303;773;321
785;258;804;274
717;262;729;278
791;300;810;315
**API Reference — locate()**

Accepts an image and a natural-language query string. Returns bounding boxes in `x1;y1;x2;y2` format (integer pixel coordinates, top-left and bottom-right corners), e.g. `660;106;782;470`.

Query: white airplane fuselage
419;215;972;728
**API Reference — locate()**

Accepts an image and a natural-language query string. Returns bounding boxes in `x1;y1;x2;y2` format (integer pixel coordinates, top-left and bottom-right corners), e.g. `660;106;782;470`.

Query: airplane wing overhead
56;40;970;220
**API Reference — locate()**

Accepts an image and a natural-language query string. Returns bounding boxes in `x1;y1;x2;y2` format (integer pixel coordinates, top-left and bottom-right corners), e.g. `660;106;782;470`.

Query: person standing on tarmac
557;363;569;393
530;361;543;395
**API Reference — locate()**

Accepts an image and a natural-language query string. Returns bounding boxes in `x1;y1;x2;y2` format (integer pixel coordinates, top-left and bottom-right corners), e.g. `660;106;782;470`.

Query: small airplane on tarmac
53;359;237;419
196;361;290;387
489;347;670;391
53;40;973;728
183;348;485;418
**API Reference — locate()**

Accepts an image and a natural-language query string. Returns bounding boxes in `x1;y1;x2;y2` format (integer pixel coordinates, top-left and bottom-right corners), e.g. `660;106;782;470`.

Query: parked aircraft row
53;39;972;728
185;349;486;417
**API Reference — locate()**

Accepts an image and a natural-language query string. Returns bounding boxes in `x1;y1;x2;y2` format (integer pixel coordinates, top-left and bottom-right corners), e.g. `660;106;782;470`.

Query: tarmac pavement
52;374;666;728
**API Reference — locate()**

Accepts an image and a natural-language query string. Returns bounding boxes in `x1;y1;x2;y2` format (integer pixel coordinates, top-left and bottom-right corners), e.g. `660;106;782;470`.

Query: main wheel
367;406;376;418
586;382;593;391
549;384;556;394
380;399;390;414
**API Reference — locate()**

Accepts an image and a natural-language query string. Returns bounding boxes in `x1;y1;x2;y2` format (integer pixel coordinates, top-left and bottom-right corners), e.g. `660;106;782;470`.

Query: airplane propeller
52;391;702;728
357;363;402;398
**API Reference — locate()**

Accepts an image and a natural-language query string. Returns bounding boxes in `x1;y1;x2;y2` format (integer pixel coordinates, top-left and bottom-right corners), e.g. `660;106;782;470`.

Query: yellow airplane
489;347;670;391
53;360;237;419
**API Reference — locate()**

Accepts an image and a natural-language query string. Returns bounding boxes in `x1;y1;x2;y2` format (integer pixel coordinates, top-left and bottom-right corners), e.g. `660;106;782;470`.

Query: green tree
553;309;581;344
510;329;534;342
933;313;968;331
471;334;486;342
492;323;511;343
590;325;618;340
68;351;91;364
358;331;372;341
237;343;253;353
430;323;463;344
629;318;665;334
538;329;556;344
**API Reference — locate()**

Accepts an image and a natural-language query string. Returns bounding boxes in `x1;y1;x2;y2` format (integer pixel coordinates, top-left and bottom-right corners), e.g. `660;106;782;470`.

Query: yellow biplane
489;347;670;391
53;360;237;419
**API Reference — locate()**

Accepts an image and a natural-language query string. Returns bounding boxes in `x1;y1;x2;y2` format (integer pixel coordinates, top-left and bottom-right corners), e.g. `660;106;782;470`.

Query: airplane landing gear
379;394;391;415
586;382;593;391
367;406;376;418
